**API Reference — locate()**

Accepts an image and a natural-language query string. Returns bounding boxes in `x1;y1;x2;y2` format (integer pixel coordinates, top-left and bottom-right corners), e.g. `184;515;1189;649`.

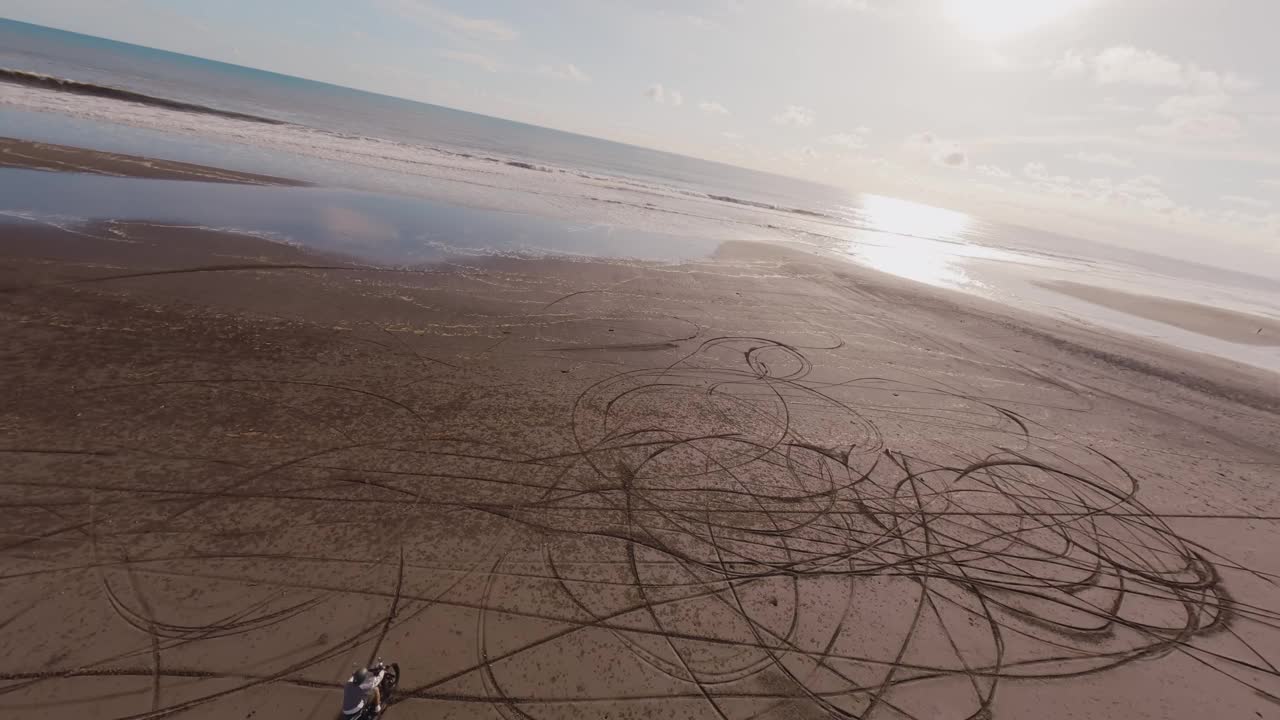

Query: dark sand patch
0;137;309;185
1040;279;1280;346
2;220;1279;720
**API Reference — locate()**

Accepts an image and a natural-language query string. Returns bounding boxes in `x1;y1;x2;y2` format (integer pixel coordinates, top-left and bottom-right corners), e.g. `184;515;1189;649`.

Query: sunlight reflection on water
847;195;989;289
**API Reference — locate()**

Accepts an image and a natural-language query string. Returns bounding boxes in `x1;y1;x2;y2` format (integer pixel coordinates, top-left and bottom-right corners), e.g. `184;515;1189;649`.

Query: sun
942;0;1089;38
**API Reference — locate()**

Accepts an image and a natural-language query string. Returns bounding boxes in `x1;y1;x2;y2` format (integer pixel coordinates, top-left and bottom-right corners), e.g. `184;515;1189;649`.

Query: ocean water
2;17;1278;371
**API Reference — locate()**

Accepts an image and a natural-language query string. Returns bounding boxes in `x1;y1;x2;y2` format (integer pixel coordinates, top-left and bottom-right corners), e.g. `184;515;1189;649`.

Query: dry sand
1042;279;1280;346
2;156;1280;720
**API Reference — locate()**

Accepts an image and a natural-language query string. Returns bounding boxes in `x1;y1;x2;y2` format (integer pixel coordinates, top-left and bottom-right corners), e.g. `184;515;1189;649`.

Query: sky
2;0;1279;261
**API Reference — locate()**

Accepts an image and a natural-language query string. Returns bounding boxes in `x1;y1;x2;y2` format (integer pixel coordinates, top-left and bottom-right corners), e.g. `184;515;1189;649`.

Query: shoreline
0;136;309;185
0;67;286;125
3;153;1280;720
1;138;1276;376
1040;279;1280;347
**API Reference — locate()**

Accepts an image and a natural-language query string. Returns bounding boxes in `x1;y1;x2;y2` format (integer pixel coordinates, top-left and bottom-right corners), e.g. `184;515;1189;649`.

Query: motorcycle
346;659;400;719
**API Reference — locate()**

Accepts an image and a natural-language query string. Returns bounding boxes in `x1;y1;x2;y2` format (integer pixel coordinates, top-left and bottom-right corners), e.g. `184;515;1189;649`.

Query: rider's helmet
353;668;372;686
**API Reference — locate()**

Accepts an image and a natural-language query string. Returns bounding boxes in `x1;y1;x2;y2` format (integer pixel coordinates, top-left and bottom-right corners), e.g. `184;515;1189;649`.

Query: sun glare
942;0;1088;38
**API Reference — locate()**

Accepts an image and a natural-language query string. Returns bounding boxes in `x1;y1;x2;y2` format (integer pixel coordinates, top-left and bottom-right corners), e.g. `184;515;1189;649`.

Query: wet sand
0;137;308;185
1042;279;1280;346
2;207;1280;720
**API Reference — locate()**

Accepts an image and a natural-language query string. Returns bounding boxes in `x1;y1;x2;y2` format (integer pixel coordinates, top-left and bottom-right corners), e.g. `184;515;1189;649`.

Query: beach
1040;279;1280;347
3;148;1280;719
0;137;307;185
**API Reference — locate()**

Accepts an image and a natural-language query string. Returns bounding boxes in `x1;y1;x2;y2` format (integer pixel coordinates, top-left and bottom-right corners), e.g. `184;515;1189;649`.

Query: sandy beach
0;137;308;185
2;150;1280;720
1041;280;1280;347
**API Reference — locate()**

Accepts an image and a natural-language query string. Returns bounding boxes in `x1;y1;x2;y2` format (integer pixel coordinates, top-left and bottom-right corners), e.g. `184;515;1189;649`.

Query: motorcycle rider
342;664;385;717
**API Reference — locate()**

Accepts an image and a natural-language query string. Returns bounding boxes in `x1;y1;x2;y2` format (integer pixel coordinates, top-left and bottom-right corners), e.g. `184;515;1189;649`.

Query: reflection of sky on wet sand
0;169;720;264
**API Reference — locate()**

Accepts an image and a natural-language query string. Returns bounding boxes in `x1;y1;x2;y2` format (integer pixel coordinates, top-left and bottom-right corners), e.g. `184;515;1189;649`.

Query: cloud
1222;194;1273;209
1134;73;1249;146
1095;98;1143;115
1157;93;1228;118
645;84;683;106
1138;113;1244;142
1053;49;1086;77
821;128;870;151
722;131;745;141
1093;46;1183;87
1066;151;1134;168
784;146;821;163
1023;162;1050;180
1218;208;1280;238
977;164;1012;179
905;131;967;168
1061;46;1257;95
698;101;729;115
1019;164;1184;213
1186;68;1257;95
904;131;937;152
379;0;519;41
537;63;590;82
436;49;503;72
1262;179;1280;190
774;105;815;127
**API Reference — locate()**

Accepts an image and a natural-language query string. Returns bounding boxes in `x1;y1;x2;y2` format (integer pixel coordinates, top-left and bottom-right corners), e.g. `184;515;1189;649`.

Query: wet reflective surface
0;169;720;265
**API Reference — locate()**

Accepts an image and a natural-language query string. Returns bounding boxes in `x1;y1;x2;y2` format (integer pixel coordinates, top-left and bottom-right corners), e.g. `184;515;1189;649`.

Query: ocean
1;17;1278;371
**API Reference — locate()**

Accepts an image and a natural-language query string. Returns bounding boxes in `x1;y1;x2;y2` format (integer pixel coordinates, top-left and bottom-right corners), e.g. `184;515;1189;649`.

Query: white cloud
822;128;870;150
1067;151;1134;168
380;0;519;41
1053;50;1086;77
774;105;815;127
1016;165;1189;215
1261;179;1280;190
1158;93;1228;118
1094;46;1183;87
977;164;1012;179
1089;174;1176;212
905;131;967;168
1138;113;1244;143
785;146;821;162
537;63;590;83
1186;68;1257;95
646;84;683;106
722;131;745;141
436;49;503;72
698;101;729;115
1139;78;1249;147
1222;195;1273;209
904;131;938;152
1095;98;1143;115
1218;208;1280;238
1095;46;1182;87
1063;46;1257;96
1024;162;1050;180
